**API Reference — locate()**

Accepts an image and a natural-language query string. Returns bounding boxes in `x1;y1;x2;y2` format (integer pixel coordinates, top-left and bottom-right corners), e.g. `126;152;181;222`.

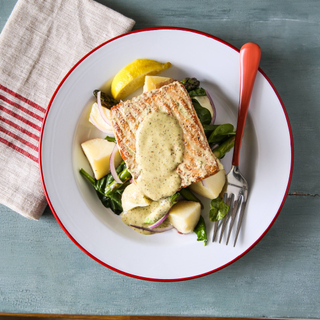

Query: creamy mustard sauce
135;112;184;201
120;199;172;235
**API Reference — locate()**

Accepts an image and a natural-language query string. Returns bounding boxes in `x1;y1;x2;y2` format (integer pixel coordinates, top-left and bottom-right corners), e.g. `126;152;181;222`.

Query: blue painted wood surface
1;0;320;318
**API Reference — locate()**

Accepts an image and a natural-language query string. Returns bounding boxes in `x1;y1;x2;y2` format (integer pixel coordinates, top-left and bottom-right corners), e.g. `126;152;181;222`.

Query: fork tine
226;196;242;245
233;196;247;247
212;220;219;242
219;194;234;243
212;219;223;242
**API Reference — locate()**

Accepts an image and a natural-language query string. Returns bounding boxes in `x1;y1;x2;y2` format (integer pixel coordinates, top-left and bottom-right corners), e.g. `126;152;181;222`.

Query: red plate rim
39;26;294;282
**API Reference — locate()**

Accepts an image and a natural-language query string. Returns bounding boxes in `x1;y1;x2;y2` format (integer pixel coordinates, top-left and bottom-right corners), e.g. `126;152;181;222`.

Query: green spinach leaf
208;123;235;144
192;98;212;126
209;197;229;222
79;161;131;215
194;216;207;245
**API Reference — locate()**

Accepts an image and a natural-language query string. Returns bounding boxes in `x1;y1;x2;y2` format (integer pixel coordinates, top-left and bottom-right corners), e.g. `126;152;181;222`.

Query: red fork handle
232;42;261;167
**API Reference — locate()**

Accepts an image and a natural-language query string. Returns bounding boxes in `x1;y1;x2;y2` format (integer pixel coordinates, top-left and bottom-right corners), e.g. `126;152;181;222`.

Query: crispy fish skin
111;81;219;188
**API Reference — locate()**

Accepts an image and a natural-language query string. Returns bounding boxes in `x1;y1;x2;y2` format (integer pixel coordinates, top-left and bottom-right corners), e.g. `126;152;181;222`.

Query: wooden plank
0;315;272;320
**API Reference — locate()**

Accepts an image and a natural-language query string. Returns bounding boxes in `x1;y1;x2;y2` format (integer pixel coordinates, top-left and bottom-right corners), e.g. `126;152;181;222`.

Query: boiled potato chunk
168;201;201;234
143;75;175;92
189;169;226;199
89;102;113;132
193;95;214;118
81;138;122;180
122;183;152;212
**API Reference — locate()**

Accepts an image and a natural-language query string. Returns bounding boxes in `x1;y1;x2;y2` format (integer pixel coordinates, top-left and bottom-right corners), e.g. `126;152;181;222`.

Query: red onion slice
206;90;216;125
97;91;112;126
110;144;122;183
202;178;208;189
130;224;174;233
89;114;115;136
148;209;171;229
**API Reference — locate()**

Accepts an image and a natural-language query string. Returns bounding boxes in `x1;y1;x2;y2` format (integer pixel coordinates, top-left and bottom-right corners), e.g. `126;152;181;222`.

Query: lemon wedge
111;59;171;100
122;183;151;212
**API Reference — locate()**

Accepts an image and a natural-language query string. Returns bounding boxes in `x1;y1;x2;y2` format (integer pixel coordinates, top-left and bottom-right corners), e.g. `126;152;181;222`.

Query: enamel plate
39;28;293;281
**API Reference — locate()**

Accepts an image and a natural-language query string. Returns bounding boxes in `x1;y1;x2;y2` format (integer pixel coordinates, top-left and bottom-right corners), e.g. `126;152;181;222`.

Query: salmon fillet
111;81;219;188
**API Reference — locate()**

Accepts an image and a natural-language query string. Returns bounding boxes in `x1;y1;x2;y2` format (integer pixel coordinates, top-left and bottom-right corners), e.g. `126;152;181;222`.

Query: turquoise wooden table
1;0;319;318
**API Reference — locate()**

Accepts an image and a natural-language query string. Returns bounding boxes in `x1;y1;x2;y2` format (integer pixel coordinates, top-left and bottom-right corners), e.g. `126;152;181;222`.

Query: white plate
39;27;293;281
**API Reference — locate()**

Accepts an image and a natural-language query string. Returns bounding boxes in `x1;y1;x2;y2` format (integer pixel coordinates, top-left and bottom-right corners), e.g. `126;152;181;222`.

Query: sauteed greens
80;161;131;215
80;77;235;245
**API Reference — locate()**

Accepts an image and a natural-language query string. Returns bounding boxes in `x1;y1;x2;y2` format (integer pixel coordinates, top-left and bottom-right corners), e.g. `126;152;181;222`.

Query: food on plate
93;89;118;109
81;138;122;180
167;201;201;234
80;161;131;215
143;75;175;92
111;59;171;100
193;95;214;118
121;196;176;235
111;81;220;197
189;160;226;199
143;193;180;224
209;197;230;222
193;216;207;245
89;102;113;133
121;183;151;212
80;59;237;245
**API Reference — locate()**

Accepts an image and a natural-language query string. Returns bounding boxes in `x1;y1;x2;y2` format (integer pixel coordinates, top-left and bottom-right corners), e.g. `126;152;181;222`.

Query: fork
213;42;261;246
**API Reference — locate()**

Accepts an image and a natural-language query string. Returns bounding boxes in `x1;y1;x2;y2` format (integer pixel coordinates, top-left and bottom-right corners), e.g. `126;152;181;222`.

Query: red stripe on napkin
0;84;46;113
0;94;44;121
0;84;43;162
0;116;39;141
0;136;38;162
0;126;38;151
0;105;41;131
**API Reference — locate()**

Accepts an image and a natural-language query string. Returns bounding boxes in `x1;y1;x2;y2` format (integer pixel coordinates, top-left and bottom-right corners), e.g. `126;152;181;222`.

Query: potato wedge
143;75;175;92
168;200;201;234
189;169;226;199
81;138;122;180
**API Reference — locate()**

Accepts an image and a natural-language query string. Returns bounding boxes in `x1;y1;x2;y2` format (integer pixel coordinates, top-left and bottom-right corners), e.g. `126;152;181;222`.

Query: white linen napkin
0;0;135;220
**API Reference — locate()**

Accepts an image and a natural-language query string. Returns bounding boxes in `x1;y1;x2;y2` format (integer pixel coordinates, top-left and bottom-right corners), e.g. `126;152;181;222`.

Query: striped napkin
0;0;135;220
